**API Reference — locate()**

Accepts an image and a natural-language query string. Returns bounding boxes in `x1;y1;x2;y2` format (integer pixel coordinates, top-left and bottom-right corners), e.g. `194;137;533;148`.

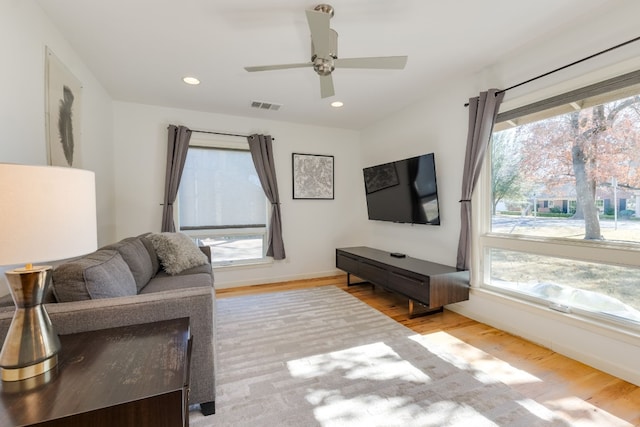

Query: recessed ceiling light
331;101;344;108
182;76;200;85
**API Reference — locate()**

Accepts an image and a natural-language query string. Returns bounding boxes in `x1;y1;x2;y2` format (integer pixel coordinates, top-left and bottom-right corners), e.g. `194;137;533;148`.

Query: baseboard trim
214;271;346;290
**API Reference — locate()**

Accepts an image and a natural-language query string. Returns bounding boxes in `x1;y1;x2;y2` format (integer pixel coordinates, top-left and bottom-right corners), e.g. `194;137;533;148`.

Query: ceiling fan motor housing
311;27;338;77
311;28;338;61
313;4;334;17
313;58;334;76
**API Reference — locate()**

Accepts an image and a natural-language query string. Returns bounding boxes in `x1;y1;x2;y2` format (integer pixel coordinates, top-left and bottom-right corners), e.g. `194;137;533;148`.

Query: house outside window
178;136;269;266
480;70;640;329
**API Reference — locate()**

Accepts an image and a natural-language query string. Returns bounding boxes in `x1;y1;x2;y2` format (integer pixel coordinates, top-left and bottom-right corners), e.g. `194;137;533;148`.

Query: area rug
188;286;598;426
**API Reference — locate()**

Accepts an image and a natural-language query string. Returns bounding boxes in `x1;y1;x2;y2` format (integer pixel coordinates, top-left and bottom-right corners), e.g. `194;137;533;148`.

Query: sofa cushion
52;250;137;302
140;272;214;294
102;237;155;292
139;234;161;275
147;232;209;275
155;262;212;277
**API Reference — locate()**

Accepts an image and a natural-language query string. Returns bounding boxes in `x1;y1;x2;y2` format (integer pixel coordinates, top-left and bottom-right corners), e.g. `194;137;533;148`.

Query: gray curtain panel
247;134;286;260
456;89;504;271
161;125;192;232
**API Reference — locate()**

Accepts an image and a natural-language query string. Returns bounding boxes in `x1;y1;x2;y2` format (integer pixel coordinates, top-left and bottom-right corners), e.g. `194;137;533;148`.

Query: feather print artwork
58;85;75;166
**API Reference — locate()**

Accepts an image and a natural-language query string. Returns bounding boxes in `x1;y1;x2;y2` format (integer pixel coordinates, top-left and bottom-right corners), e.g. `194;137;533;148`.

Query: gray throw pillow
147;232;209;275
52;250;137;302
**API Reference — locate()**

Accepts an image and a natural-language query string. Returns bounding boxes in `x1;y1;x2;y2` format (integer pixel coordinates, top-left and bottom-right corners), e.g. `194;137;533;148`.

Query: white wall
360;3;640;386
113;102;366;288
0;1;116;293
360;83;472;266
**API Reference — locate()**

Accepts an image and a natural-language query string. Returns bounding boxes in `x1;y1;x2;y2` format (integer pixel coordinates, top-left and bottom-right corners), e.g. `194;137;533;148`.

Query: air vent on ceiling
251;100;282;111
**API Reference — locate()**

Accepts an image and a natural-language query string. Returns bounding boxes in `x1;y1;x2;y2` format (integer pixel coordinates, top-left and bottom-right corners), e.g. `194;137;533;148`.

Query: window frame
476;69;640;331
175;134;270;267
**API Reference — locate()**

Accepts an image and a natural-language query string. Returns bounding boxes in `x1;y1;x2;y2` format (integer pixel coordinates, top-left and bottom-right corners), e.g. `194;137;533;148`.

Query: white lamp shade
0;164;97;266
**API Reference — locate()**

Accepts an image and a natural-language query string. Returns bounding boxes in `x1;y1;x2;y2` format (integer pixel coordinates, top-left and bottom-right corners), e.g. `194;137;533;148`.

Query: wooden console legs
408;299;443;318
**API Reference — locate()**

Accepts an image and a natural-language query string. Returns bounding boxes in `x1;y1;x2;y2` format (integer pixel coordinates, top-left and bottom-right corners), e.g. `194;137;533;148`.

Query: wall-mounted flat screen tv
363;153;440;225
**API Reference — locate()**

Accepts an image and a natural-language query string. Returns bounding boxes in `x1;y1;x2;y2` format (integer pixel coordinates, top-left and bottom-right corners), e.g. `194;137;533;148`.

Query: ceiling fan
244;4;408;99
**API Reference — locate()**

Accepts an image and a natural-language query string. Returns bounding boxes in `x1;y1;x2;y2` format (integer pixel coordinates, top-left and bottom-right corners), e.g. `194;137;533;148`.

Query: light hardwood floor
217;275;640;426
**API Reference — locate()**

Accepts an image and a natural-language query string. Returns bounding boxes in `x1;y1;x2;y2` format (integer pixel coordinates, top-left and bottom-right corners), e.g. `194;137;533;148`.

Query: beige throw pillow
147;232;208;275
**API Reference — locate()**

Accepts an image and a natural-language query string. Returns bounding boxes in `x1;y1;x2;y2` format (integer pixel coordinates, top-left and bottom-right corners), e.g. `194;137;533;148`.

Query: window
178;137;268;266
481;70;640;329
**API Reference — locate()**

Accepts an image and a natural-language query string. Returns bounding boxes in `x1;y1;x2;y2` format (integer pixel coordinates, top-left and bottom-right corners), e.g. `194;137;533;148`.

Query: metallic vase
0;266;60;381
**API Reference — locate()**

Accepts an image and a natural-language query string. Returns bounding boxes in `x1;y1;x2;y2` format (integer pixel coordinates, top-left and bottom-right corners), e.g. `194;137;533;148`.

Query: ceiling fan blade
334;56;408;70
319;75;335;98
245;63;312;72
305;9;332;58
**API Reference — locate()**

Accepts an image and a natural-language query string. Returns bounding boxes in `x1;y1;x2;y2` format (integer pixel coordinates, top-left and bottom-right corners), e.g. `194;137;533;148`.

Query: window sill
212;258;273;271
463;286;640;346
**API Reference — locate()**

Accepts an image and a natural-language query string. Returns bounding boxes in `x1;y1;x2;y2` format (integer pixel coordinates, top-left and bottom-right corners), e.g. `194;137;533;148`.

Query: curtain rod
191;129;248;138
190;129;276;141
464;35;640;107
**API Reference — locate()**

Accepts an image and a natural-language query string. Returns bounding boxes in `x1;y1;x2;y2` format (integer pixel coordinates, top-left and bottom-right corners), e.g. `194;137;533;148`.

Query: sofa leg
200;401;215;415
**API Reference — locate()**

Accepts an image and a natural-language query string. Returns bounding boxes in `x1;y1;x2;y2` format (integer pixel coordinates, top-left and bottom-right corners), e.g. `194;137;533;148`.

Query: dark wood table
0;318;191;427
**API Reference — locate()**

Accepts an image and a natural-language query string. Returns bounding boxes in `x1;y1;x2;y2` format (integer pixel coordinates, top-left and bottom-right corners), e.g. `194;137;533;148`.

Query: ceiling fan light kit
244;4;407;99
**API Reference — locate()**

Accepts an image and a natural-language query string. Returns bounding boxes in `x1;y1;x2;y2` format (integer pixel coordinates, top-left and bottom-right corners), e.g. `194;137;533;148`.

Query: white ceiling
35;0;612;130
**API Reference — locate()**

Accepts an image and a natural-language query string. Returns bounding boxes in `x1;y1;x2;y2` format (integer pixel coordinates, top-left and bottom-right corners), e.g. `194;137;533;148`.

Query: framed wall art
292;153;334;200
46;47;82;167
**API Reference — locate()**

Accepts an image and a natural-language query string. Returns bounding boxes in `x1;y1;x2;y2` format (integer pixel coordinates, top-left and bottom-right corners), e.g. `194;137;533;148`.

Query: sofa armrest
199;245;211;263
0;286;216;406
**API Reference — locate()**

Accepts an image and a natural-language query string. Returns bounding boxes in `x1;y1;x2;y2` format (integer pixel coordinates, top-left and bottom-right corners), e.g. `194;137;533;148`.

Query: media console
336;247;469;317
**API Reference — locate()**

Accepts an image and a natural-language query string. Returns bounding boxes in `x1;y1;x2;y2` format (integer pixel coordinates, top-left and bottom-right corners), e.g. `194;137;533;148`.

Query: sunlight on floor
413;331;633;427
307;394;495;427
410;331;542;386
516;399;556;422
281;332;633;426
287;341;431;382
542;396;632;427
286;342;497;426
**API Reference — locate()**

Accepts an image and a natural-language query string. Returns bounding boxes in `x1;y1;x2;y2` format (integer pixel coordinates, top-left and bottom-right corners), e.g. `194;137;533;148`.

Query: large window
480;70;640;329
178;138;268;266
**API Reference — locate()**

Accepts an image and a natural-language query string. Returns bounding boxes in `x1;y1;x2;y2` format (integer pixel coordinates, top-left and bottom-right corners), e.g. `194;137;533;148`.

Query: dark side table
0;318;191;427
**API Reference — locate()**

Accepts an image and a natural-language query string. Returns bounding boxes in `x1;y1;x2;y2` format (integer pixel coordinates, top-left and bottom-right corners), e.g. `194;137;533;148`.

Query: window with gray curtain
248;134;286;260
480;69;640;330
178;138;269;266
456;89;504;271
162;125;192;232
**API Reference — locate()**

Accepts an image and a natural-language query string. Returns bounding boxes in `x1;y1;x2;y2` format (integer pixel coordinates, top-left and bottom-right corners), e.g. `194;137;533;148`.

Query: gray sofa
0;232;217;415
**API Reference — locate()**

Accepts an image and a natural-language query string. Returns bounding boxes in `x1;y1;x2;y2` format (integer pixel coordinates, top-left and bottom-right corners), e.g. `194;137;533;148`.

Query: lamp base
0;354;57;382
0;266;61;382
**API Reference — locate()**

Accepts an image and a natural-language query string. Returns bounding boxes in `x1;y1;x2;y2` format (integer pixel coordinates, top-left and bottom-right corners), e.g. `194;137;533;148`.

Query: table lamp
0;164;97;381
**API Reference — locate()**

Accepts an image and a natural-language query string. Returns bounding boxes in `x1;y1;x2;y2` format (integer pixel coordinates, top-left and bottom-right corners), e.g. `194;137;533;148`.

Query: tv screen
363;153;440;225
